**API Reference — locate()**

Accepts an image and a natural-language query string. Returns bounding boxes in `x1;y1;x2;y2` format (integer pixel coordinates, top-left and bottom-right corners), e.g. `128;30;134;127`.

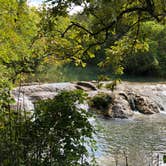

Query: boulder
90;93;133;118
12;81;165;118
134;95;160;114
89;90;163;118
109;95;133;118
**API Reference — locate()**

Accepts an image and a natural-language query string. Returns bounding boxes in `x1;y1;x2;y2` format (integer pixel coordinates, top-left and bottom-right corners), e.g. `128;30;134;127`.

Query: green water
32;64;166;83
95;113;166;166
32;64;106;82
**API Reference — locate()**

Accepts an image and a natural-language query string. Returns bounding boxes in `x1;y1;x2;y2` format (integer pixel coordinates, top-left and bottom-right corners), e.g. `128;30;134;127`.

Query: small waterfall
128;96;137;112
12;92;34;111
12;82;77;111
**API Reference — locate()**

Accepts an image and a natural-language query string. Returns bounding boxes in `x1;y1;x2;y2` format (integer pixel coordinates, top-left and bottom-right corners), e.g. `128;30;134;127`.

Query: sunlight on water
95;114;166;166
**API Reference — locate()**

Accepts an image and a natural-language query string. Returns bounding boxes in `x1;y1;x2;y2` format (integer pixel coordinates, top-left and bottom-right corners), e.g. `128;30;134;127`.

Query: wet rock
109;95;133;118
12;81;165;118
89;89;163;118
76;81;97;91
109;105;128;119
30;91;57;101
134;95;160;114
90;93;133;118
118;90;163;115
12;83;76;111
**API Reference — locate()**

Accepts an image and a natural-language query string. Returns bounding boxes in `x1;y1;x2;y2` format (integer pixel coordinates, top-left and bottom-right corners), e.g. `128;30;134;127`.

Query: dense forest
0;0;165;165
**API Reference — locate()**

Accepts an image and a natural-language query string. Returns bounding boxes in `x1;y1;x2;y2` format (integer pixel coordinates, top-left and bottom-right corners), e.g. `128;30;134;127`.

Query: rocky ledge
12;81;166;119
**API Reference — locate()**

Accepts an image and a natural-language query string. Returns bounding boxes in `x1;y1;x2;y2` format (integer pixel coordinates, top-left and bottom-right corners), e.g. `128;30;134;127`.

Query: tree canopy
0;0;166;165
45;0;166;75
0;0;165;82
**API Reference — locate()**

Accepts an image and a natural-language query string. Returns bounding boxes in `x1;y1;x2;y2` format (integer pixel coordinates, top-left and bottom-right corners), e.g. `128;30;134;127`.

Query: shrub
0;90;97;166
90;93;114;112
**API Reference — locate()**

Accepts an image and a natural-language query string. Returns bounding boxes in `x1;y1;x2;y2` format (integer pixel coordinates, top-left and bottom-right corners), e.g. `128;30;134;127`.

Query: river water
12;82;166;165
95;113;166;166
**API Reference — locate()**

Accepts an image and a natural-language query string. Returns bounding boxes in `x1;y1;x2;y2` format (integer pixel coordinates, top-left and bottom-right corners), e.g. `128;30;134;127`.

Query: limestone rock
134;95;160;114
89;89;163;118
90;93;133;119
12;81;165;118
109;95;133;118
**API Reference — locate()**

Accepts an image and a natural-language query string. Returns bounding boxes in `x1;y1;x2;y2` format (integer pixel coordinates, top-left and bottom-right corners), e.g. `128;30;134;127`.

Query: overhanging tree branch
62;5;160;38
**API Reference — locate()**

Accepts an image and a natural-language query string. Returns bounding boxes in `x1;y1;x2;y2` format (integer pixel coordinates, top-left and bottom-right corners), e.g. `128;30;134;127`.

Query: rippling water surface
95;113;166;166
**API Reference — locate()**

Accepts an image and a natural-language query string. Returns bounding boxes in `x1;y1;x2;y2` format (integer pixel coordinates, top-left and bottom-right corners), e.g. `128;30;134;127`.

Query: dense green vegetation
45;0;166;77
0;0;165;165
0;0;166;84
0;90;96;165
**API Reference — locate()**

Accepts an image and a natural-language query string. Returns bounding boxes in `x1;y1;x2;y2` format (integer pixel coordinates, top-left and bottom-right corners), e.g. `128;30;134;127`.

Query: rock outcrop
109;94;134;118
12;81;166;118
12;82;77;111
89;82;165;118
133;94;160;114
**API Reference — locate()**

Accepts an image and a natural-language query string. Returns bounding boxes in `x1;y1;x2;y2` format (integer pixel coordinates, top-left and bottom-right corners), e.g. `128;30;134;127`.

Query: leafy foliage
0;90;96;165
90;93;113;111
0;0;41;82
46;0;166;77
124;21;166;77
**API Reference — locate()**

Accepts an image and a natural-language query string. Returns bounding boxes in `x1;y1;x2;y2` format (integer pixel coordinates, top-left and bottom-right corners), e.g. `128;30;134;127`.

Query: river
12;81;166;166
95;113;166;166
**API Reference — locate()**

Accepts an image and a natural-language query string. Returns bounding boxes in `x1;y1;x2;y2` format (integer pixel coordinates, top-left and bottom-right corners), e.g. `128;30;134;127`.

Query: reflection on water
95;113;166;166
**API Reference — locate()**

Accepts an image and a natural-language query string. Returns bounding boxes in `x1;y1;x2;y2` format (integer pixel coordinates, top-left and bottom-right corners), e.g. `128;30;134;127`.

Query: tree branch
61;5;158;38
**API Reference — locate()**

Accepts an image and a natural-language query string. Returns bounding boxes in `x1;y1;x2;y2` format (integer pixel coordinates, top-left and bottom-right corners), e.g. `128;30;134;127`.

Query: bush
0;90;96;166
90;93;114;113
